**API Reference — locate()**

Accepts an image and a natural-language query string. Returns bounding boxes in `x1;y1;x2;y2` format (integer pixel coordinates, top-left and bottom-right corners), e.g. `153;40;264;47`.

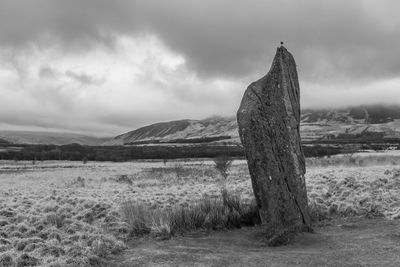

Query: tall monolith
237;46;312;245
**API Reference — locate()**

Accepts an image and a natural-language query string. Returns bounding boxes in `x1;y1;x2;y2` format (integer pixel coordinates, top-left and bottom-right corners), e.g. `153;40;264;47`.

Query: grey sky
0;0;399;136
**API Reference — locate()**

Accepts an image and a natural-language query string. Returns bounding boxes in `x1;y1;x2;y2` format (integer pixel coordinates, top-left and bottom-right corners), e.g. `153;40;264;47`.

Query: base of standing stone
265;224;314;247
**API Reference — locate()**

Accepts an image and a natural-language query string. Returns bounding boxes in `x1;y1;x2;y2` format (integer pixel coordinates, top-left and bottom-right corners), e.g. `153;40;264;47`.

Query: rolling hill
104;116;238;145
107;105;400;145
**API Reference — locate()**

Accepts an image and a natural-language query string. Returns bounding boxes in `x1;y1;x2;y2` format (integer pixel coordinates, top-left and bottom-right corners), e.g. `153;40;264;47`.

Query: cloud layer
0;0;400;135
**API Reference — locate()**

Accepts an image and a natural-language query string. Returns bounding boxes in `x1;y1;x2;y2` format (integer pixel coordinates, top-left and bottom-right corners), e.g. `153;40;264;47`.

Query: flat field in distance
2;152;400;266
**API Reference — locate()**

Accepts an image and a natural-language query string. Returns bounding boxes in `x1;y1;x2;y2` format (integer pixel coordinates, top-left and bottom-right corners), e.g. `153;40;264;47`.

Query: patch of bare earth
112;217;400;267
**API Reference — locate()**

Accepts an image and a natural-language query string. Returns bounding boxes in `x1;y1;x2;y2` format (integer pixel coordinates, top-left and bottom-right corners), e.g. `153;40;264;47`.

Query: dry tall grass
2;154;400;265
121;189;260;240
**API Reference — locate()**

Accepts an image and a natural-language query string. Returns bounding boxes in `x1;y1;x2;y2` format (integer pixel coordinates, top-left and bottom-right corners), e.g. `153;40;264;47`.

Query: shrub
213;156;233;181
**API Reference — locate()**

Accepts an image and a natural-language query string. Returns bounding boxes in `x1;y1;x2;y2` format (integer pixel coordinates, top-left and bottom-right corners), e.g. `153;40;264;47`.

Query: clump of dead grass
121;189;260;239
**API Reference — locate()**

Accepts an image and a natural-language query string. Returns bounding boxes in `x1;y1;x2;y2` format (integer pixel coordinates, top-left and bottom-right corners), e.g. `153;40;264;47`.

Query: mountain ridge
108;104;400;145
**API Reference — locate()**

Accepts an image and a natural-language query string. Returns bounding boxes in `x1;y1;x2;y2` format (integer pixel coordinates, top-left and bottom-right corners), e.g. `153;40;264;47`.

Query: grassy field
1;152;400;266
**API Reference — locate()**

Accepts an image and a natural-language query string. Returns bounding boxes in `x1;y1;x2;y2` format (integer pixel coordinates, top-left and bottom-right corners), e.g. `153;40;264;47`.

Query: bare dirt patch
112;217;400;267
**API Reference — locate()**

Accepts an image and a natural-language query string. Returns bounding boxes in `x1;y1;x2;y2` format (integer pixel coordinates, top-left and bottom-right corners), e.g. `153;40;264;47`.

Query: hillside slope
105;116;238;145
108;105;400;145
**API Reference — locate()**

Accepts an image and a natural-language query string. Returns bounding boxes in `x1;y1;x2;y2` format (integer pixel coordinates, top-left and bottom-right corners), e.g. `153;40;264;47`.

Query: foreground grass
0;191;127;266
2;156;400;266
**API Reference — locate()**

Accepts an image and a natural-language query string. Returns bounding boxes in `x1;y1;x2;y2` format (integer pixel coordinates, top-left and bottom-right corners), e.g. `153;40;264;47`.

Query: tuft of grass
121;190;260;238
120;201;151;236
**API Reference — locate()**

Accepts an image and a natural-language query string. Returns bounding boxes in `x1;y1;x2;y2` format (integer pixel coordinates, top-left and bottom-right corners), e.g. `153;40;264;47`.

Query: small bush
213;156;233;181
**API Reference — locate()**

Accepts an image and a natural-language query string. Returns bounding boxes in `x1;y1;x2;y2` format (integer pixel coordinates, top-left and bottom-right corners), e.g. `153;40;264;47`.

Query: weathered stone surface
237;46;312;245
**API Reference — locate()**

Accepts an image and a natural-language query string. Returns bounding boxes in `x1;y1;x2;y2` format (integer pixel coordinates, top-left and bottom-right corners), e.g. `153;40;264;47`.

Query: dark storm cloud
1;0;399;82
132;0;400;81
0;0;132;50
0;0;400;80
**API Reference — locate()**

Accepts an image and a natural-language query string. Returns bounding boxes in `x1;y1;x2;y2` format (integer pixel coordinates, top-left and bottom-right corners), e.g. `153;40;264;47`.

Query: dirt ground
111;217;400;267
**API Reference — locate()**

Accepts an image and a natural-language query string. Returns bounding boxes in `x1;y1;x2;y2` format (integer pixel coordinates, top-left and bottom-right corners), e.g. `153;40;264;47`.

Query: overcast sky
0;0;399;136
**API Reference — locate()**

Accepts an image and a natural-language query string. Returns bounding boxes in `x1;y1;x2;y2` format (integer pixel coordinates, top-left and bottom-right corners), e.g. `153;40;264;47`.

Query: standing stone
237;46;312;245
